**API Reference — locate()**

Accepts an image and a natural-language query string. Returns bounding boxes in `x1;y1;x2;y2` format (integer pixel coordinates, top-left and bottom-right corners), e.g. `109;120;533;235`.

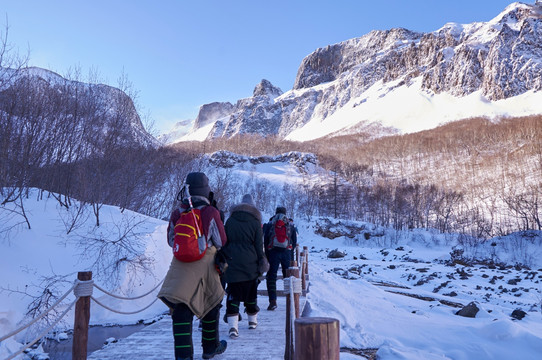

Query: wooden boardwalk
88;293;296;360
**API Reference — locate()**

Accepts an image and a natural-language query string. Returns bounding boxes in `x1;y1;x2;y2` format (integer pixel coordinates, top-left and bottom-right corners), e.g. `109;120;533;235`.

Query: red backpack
172;207;208;262
268;213;291;249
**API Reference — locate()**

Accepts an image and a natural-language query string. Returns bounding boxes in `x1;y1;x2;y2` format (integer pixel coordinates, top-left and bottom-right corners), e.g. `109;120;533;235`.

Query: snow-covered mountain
0;66;159;149
170;1;542;143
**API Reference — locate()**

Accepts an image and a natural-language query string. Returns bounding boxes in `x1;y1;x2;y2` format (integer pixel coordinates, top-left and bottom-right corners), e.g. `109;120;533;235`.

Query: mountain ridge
170;1;542;143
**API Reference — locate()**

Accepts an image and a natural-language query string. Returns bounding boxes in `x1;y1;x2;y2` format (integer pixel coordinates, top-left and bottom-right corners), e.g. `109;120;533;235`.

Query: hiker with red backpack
221;194;266;339
158;172;228;360
263;206;297;311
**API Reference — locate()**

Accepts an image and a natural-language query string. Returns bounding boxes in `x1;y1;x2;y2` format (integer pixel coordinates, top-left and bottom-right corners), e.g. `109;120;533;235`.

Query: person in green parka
222;194;265;338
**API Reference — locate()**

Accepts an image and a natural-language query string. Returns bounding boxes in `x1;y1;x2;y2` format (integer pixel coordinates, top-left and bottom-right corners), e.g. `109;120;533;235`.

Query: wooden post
294;317;340;360
295;244;300;264
285;262;301;360
291;266;300;319
300;251;307;293
73;271;92;360
303;246;309;281
285;268;293;360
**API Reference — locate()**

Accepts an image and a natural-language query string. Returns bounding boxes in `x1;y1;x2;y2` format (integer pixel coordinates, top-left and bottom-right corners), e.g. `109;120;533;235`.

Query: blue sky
1;0;530;134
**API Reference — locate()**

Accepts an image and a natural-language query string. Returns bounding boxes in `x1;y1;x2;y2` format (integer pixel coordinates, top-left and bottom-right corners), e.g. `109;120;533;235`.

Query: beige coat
158;246;224;318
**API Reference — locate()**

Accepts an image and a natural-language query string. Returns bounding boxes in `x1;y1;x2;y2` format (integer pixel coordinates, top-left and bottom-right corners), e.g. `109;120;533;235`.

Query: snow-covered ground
303;220;542;360
1;189;542;359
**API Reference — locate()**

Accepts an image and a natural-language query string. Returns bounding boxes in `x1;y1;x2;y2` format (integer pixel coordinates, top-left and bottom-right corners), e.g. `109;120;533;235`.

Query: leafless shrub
58;200;90;235
72;216;153;287
0;272;73;340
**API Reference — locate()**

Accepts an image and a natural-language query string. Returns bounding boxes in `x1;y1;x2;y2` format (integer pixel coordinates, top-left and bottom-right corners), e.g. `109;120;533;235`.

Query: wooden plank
88;295;293;360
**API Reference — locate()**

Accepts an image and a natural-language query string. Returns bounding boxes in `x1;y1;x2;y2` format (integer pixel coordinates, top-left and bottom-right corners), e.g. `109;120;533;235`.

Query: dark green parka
223;203;264;284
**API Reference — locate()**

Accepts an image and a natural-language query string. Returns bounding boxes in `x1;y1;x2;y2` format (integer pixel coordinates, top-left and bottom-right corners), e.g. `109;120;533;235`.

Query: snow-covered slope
166;1;542;143
2;190;542;360
0;191;171;338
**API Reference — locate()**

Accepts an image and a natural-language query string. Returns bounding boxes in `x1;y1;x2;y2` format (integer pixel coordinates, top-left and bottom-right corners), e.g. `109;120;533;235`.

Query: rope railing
92;278;164;300
0;273;165;360
0;282;77;343
3;299;78;360
90;296;160;315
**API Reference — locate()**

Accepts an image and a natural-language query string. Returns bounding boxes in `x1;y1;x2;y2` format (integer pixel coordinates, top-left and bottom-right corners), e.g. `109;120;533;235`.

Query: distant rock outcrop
193;102;234;129
207;79;284;138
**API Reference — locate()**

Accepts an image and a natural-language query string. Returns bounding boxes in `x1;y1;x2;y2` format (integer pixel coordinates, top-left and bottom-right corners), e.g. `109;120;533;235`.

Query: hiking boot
222;313;242;323
229;327;239;338
267;300;277;311
202;340;227;359
227;315;239;339
248;314;257;329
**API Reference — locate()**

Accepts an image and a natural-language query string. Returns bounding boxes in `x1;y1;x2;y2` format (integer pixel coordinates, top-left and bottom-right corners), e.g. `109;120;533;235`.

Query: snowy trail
88;295;291;360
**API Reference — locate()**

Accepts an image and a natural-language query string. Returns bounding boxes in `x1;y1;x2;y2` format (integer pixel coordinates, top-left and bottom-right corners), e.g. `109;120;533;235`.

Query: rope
74;279;94;298
283;276;302;294
0;277;164;346
92;278;164;300
1;276;165;359
0;283;76;343
90;296;160;315
3;299;77;360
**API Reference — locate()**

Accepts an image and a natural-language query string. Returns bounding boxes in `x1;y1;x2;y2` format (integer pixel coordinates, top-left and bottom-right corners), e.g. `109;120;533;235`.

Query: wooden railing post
303;246;309;279
292;266;300;319
73;271;92;360
285;261;299;360
294;317;340;360
300;251;306;293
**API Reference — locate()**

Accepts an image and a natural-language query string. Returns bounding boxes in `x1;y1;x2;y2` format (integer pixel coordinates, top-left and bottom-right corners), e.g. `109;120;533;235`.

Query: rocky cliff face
207;79;284;138
293;2;542;101
193;102;234;129
0;66;158;151
183;2;542;142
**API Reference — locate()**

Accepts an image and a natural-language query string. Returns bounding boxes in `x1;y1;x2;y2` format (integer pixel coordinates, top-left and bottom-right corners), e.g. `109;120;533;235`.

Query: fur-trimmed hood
230;203;262;223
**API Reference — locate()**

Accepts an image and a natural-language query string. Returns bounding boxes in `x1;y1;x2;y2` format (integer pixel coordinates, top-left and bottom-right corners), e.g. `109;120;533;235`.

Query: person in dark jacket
264;206;295;311
158;172;228;360
222;194;264;338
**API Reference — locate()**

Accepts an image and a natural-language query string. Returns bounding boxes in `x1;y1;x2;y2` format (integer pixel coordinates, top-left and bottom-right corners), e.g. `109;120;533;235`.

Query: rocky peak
253;79;283;98
193;101;234;129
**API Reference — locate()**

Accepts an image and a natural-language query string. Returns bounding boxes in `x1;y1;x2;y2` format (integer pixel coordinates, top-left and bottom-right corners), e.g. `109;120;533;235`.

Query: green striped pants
172;303;221;359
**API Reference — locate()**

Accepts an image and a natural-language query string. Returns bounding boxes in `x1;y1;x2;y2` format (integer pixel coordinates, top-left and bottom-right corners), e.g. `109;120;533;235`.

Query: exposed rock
455;301;480;318
328;249;347;259
253;79;283;98
511;309;527;320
